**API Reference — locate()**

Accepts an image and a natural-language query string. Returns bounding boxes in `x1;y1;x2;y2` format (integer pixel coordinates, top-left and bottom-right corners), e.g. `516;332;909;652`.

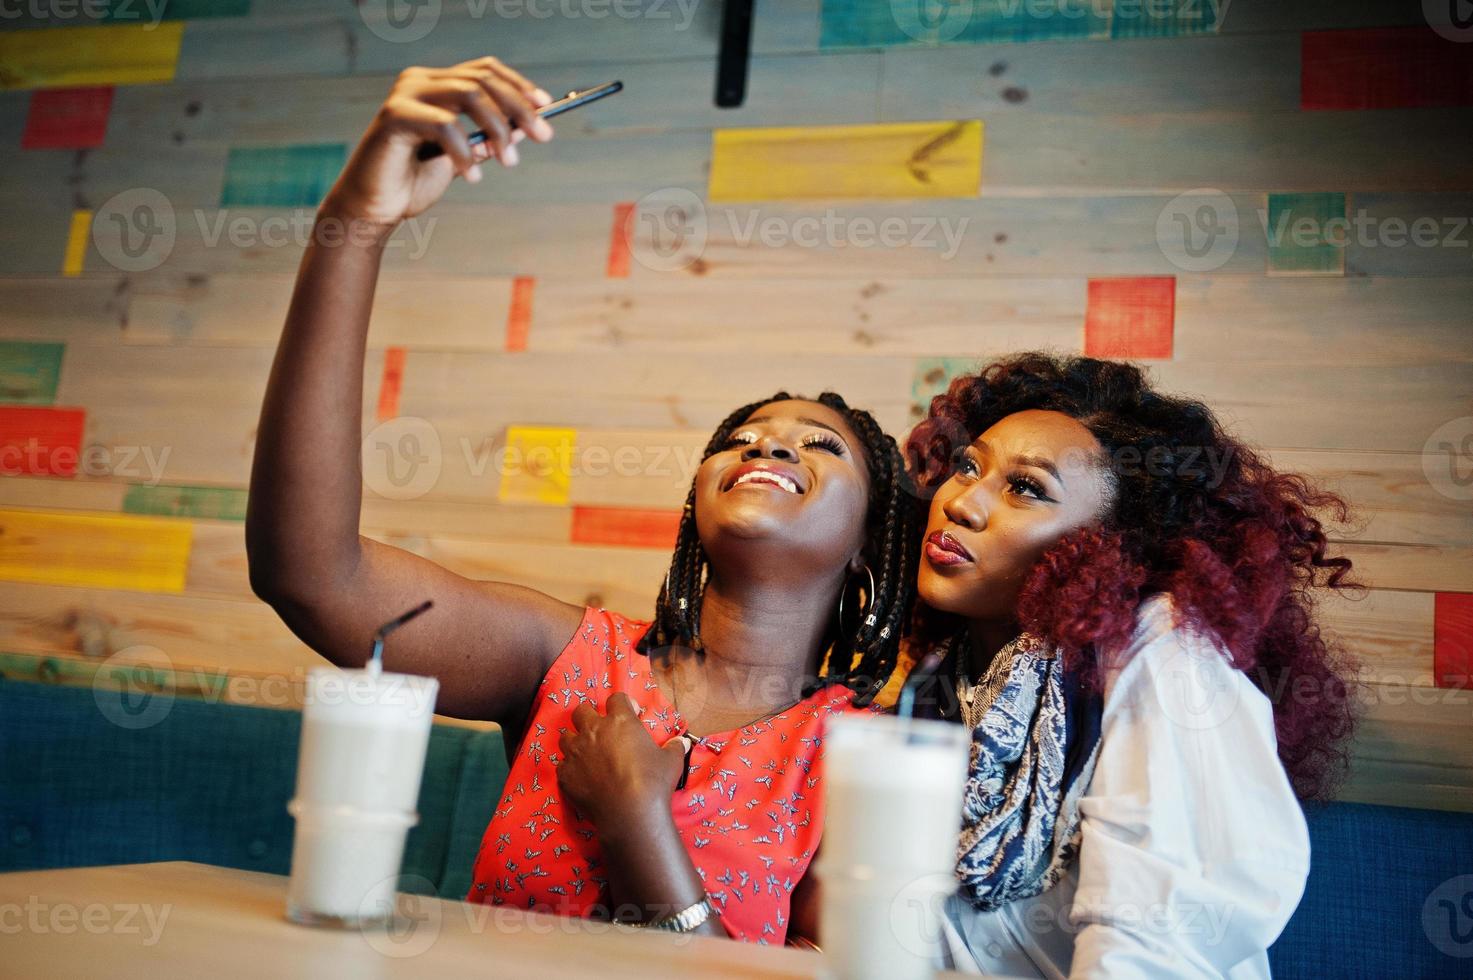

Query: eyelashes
799;433;847;455
722;431;848;455
952;455;1052;501
1008;474;1049;500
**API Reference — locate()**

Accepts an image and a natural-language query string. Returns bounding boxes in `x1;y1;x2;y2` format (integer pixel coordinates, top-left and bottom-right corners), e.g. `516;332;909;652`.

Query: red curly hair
906;352;1361;801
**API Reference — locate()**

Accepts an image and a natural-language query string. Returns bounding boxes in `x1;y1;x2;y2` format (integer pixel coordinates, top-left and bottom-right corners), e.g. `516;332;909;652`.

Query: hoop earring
836;564;876;634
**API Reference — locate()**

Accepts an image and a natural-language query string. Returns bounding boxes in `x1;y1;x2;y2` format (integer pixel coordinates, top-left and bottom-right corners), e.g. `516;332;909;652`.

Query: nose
742;434;798;463
942;483;988;532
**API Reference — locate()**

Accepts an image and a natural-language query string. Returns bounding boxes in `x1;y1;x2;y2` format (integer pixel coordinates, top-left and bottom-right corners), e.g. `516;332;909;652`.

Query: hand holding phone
415;80;623;161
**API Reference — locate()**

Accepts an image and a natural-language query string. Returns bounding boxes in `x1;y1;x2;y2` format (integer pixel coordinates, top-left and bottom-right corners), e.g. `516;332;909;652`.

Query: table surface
0;861;983;979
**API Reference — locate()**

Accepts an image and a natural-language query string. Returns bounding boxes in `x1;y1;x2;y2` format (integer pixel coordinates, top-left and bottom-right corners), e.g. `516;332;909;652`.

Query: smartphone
415;80;623;161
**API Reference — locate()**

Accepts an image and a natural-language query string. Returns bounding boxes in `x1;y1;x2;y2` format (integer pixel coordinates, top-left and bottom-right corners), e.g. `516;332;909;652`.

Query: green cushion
0;676;507;897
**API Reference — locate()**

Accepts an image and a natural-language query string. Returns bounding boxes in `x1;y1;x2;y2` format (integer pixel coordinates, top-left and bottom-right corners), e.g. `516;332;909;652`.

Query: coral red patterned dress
465;605;866;943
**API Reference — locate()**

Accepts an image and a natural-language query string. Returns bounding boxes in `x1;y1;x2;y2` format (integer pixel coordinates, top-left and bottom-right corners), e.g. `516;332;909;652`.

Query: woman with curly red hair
899;351;1359;978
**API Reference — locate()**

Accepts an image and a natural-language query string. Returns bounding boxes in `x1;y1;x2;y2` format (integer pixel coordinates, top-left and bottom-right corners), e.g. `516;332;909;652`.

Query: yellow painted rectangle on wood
709;120;983;202
498;427;577;506
0;509;191;593
62;210;91;277
0;23;185;91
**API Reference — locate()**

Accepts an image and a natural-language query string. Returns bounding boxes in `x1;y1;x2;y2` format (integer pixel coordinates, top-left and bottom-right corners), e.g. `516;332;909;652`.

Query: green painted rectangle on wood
123;483;248;521
1266;192;1347;276
820;0;1108;48
220;144;347;208
102;0;252;21
0;341;64;405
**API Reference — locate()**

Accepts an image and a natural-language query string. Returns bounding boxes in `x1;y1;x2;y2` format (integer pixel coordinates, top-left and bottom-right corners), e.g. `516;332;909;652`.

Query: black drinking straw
368;600;434;672
895;650;947;726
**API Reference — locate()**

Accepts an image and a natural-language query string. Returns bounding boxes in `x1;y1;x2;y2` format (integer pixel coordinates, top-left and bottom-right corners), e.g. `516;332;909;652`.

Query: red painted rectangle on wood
606;201;635;279
1435;592;1473;689
22;86;114;149
375;347;406;422
571;506;681;549
1301;27;1473;110
0;406;86;477
1084;277;1175;359
505;275;535;352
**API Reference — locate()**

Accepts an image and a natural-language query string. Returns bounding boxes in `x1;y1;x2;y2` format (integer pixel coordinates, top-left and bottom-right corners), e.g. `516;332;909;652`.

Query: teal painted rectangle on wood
123;483;248;521
1266;192;1346;275
910;356;978;421
820;0;1109;48
1108;0;1225;38
0;341;64;405
102;0;252;21
220;144;347;208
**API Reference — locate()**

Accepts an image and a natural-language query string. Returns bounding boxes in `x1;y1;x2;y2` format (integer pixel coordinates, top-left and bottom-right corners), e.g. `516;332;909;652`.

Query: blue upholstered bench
0;676;508;901
3;676;1471;975
1267;799;1473;979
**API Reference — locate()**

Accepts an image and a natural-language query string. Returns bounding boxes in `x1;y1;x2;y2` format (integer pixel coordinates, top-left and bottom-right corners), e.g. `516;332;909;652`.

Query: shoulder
559;606;652;652
1098;593;1265;726
1083;592;1308;859
536;606;655;689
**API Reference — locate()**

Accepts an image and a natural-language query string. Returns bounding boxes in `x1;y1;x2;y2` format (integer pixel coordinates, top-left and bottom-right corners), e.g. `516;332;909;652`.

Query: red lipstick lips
924;530;973;567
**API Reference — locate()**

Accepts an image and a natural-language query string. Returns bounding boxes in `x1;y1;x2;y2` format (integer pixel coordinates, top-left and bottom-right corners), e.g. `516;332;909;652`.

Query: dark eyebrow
743;415;852;450
974;440;1065;488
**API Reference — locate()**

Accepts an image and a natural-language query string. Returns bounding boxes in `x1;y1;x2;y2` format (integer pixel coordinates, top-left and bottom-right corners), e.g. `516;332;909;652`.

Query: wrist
315;196;400;248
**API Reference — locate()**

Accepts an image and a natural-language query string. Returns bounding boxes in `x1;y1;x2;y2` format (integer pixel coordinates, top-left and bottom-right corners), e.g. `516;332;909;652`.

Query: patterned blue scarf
952;632;1105;911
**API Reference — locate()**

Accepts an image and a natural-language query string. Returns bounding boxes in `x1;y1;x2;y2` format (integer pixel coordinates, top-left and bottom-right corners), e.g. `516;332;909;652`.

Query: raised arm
245;59;582;730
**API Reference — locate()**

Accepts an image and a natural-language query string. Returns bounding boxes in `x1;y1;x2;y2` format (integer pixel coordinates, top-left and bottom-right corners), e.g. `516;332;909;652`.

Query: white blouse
937;594;1311;979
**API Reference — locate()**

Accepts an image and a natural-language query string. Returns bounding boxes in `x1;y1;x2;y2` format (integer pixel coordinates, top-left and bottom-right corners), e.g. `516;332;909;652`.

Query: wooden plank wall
0;0;1470;810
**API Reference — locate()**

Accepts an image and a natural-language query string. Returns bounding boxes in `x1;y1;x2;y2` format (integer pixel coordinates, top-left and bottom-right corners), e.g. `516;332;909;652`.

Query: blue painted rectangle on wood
820;0;1109;49
102;0;251;21
1109;0;1226;38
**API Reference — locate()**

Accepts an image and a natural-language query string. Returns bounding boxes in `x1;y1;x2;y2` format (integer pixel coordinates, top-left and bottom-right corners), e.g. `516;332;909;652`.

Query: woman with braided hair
245;56;921;945
896;352;1359;978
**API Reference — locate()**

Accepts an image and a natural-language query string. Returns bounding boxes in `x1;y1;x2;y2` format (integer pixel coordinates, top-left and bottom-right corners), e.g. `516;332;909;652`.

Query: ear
848;550;868;575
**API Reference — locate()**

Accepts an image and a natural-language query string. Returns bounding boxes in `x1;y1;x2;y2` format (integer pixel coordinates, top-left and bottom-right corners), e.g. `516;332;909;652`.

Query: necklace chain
665;659;805;744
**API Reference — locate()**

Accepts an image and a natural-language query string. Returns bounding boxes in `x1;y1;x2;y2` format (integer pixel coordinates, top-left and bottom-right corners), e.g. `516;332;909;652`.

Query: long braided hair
636;392;923;705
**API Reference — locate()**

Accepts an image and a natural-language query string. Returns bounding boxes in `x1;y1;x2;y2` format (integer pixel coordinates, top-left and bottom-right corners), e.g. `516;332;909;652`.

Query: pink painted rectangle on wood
0;406;86;477
1084;277;1175;359
1435;592;1473;689
21;86;114;149
571;506;681;549
1301;27;1473;110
